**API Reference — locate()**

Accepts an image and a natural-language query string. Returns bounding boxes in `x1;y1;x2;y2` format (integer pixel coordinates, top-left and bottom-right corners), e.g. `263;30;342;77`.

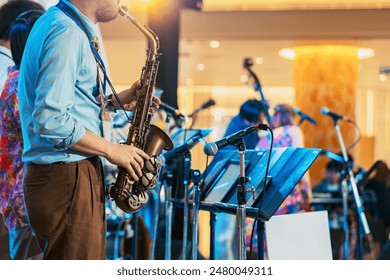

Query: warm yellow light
210;40;220;49
279;46;374;60
120;0;155;10
196;63;206;71
240;75;249;83
255;57;264;65
379;74;387;82
367;90;374;137
357;48;375;60
185;79;194;85
202;0;390;11
279;48;296;60
121;0;154;4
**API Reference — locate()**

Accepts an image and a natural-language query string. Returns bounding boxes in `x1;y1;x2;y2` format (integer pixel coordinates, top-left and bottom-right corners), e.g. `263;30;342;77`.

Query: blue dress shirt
19;1;102;164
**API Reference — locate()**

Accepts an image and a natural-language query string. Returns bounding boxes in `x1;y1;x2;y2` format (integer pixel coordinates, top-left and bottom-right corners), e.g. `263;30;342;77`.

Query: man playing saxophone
18;0;151;260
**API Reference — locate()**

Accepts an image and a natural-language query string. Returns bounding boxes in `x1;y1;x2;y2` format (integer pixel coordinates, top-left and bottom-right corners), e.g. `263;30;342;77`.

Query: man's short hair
239;99;265;123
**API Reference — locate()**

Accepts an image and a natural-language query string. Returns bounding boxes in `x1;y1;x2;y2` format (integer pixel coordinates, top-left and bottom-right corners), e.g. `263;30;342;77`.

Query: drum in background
106;216;151;260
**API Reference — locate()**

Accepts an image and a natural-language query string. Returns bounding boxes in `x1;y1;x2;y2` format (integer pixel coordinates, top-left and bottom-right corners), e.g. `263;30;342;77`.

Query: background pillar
294;45;359;186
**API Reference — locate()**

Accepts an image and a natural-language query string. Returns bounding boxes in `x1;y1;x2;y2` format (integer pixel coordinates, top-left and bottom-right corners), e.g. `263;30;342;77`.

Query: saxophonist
18;0;152;260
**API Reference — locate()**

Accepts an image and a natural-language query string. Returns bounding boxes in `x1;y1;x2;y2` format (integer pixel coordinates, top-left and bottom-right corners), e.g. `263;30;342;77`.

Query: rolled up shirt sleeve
32;24;89;150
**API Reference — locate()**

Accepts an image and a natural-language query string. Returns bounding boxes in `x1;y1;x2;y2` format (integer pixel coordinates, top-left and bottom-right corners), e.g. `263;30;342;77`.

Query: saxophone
106;5;173;213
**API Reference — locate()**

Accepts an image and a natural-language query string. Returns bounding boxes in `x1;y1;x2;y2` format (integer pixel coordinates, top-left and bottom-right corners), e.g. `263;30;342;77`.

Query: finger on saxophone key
131;163;142;180
127;165;139;181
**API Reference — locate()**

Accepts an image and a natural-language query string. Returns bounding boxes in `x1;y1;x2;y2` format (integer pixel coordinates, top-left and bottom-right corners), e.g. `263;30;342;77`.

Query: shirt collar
60;0;99;39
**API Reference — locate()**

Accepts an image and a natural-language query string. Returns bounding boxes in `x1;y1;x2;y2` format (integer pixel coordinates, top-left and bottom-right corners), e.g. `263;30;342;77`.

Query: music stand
201;150;267;201
201;147;321;259
200;149;267;259
249;147;321;219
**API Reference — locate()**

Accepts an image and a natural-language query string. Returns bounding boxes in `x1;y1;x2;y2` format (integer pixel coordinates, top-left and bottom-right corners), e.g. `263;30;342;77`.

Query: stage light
279;48;296;60
255;57;264;65
357;48;375;60
379;74;387;82
210;40;220;49
196;63;206;71
279;46;374;60
240;75;249;83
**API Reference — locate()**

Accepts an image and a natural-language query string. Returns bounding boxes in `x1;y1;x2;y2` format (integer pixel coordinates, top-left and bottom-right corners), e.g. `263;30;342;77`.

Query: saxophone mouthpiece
118;5;127;17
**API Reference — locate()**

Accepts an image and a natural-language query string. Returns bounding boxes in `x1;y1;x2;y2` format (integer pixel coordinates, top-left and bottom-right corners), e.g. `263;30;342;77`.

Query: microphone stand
163;170;174;260
235;140;249;260
182;151;192;259
165;113;172;134
340;171;350;260
149;188;159;260
298;117;305;127
191;169;202;260
163;112;173;260
331;118;370;259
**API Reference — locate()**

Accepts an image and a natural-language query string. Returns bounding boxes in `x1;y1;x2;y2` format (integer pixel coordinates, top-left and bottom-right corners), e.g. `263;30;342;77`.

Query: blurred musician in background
0;0;46;260
223;99;266;150
312;155;390;259
0;6;46;260
362;160;390;259
363;161;390;236
242;103;311;258
212;99;266;259
312;159;346;259
256;103;311;214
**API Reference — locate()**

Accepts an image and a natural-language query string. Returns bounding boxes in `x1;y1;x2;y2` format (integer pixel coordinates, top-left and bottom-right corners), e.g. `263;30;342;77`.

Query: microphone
321;107;351;122
294;108;317;125
203;123;268;156
189;99;216;117
159;102;185;120
163;135;202;162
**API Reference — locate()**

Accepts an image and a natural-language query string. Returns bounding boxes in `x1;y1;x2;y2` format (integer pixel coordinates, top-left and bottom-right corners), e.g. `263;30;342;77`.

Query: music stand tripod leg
209;212;217;260
131;212;138;260
256;220;265;260
149;188;159;260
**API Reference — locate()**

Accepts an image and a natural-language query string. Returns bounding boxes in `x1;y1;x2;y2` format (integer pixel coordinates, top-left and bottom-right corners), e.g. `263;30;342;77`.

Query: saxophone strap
91;38;111;121
56;1;130;122
0;50;12;60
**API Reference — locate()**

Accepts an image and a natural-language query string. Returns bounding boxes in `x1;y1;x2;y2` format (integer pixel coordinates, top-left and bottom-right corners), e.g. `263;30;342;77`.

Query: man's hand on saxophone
107;80;139;111
108;80;161;112
105;142;150;182
71;130;150;182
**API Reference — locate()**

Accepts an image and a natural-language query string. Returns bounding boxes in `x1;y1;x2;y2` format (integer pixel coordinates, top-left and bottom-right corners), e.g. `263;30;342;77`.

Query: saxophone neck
118;5;159;53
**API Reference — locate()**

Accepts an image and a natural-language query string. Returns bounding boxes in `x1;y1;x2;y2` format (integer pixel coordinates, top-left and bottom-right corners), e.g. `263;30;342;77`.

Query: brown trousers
23;157;106;260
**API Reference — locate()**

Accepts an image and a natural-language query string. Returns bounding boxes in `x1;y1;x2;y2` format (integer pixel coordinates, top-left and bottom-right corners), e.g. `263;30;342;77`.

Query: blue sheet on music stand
201;147;321;221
